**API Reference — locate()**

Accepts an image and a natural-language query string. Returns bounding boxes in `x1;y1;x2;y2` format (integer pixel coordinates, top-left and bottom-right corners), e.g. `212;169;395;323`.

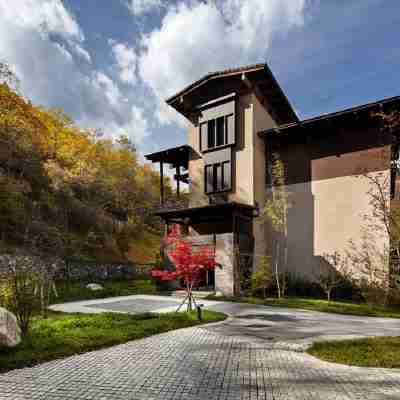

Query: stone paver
205;301;400;345
1;326;400;400
3;296;400;399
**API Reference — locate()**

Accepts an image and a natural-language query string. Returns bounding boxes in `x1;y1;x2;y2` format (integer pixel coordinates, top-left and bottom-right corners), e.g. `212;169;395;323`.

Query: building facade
146;63;399;296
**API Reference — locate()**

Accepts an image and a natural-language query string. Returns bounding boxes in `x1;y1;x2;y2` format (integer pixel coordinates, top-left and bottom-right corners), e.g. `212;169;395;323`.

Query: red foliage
151;225;216;289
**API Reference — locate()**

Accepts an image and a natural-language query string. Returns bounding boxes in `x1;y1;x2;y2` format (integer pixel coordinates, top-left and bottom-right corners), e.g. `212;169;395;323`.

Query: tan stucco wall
229;94;254;205
188;122;208;207
312;170;390;280
274;147;391;282
251;96;277;267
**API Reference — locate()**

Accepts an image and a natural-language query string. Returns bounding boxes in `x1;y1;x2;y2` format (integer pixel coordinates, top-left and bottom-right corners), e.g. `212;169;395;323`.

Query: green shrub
251;256;273;298
358;278;388;306
0;257;40;336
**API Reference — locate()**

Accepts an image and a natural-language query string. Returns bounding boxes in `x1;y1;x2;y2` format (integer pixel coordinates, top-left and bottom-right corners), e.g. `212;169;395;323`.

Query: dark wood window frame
204;160;232;194
200;113;234;152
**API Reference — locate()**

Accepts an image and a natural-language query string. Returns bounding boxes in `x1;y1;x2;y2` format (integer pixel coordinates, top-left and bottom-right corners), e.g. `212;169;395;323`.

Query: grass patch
52;278;161;304
0;310;226;373
308;336;400;368
205;295;400;318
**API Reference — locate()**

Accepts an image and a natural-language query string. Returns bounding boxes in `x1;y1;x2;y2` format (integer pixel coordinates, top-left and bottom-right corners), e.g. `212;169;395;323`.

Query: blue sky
0;0;399;160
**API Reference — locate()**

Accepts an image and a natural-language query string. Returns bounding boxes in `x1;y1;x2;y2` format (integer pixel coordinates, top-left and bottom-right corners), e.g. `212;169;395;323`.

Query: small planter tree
262;152;290;298
151;225;216;312
251;256;273;298
313;252;350;302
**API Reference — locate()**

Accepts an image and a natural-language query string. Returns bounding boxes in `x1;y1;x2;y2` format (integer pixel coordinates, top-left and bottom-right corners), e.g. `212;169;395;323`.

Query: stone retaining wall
0;254;154;282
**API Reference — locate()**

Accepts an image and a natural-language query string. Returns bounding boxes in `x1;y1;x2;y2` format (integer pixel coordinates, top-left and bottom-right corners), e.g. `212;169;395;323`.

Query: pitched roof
166;63;266;104
166;63;298;125
260;94;400;136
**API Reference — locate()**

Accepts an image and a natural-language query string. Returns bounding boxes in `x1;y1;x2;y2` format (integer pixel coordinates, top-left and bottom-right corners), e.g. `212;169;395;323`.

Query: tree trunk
275;240;281;299
40;284;45;318
187;283;192;312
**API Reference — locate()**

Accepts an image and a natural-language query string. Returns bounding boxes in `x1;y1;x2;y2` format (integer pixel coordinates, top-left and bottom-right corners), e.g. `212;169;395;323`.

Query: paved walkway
1;296;400;399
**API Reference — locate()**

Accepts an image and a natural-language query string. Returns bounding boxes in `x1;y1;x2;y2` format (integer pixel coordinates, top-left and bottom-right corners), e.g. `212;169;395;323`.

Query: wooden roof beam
242;73;267;107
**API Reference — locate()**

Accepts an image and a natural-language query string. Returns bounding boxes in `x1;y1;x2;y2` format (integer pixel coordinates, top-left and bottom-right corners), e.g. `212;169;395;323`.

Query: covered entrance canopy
156;202;256;295
154;201;256;226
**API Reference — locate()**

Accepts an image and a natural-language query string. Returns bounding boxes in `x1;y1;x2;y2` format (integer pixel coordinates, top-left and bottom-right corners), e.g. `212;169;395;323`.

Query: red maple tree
151;225;216;311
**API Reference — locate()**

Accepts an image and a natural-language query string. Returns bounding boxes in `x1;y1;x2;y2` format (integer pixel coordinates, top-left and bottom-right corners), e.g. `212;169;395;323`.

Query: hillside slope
0;82;167;263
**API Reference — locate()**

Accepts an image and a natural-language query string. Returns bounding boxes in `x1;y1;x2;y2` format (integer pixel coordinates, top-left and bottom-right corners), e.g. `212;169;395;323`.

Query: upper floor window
199;97;236;152
202;114;233;151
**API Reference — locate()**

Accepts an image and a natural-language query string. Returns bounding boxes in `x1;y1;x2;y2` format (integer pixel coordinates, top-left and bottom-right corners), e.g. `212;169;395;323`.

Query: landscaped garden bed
51;277;162;304
0;310;226;373
308;336;400;368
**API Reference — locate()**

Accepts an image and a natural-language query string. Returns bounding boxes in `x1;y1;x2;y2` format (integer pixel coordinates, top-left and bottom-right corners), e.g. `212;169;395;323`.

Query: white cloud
92;71;124;107
138;0;308;125
126;0;163;16
107;105;150;143
110;41;137;84
71;43;92;63
0;0;150;145
0;0;83;41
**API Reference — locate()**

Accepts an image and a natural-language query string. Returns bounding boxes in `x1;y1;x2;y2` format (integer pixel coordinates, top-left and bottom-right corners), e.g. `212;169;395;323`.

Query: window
200;113;234;152
216;117;225;147
205;164;214;193
204;161;232;194
222;161;231;190
207;119;215;148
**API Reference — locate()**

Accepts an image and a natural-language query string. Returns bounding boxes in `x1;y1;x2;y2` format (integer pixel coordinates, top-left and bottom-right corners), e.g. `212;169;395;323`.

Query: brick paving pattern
1;326;400;400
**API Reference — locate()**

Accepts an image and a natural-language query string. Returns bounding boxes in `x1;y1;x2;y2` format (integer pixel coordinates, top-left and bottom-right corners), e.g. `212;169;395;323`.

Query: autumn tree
151;225;216;311
0;65;171;264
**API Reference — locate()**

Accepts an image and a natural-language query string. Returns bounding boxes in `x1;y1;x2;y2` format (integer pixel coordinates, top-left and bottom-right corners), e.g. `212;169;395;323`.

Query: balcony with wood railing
145;145;192;213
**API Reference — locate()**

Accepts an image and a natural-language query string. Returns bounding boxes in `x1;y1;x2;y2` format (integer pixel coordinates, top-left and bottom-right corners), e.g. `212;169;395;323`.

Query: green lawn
308;336;400;368
0;310;226;373
205;295;400;318
51;277;161;304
